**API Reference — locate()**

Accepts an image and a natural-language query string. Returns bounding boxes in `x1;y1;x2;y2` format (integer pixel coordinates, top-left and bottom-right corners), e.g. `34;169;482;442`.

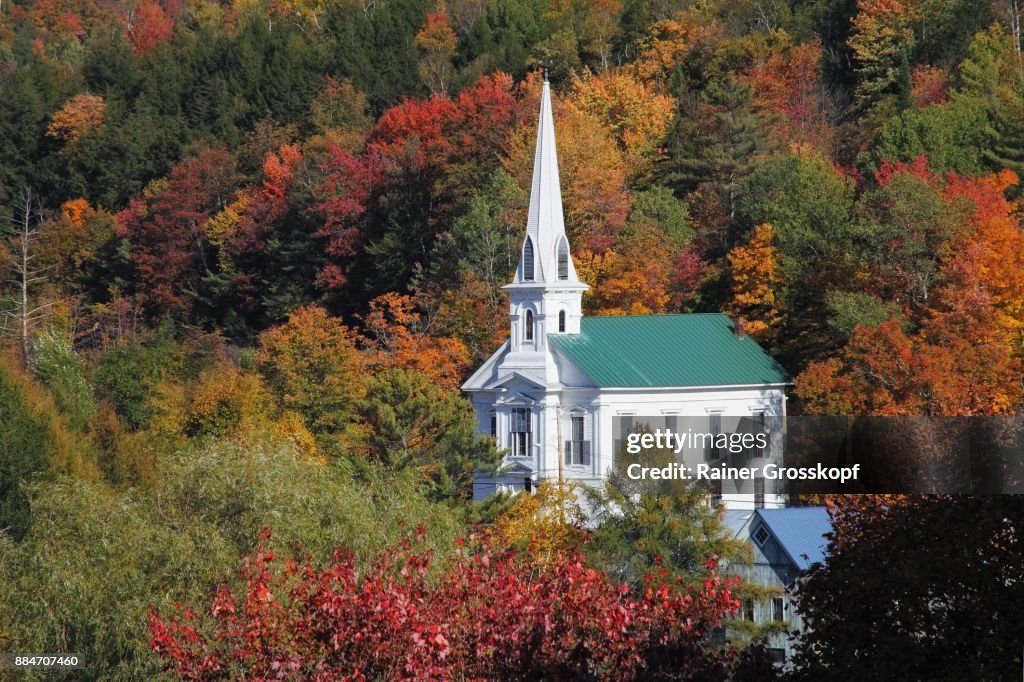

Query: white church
462;76;792;510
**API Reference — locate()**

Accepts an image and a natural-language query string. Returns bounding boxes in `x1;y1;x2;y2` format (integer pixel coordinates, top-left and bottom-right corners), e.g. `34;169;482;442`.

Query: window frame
510;407;532;458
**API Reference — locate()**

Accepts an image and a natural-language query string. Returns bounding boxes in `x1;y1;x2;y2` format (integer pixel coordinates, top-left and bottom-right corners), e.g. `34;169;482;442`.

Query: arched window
523;237;535;281
557;238;569;280
525;309;534;341
558;310;566;332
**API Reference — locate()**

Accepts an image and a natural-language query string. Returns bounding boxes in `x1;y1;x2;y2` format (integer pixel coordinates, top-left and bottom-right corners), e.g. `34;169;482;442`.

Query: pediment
497;461;534;474
491;370;548;391
497;390;540;406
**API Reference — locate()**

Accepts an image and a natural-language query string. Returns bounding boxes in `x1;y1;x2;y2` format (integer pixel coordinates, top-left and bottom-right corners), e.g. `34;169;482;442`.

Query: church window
523;237;535;281
565;415;590;466
511;408;531;457
557;238;569;280
558;310;566;332
706;412;722;460
525;310;534;341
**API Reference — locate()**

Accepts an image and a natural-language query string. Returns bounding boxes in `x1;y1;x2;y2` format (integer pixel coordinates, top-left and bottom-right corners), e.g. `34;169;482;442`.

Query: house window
489;414;497;439
767;648;786;665
525;310;534;341
753;524;770;546
557;238;569;280
511;408;531;457
565;415;591;466
771;597;784;622
706;412;722;460
754;477;765;508
558;310;566;332
743;599;755;621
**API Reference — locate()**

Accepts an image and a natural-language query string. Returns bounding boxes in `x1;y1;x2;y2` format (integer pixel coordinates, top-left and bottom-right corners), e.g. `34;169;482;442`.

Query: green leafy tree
0;356;89;539
736;152;858;292
30;323;97;431
94;325;182;430
0;438;465;681
658;78;770;244
357;368;500;500
854;166;956;308
584;433;750;588
868;97;991;175
627;184;693;248
825;290;904;340
956;23;1024;182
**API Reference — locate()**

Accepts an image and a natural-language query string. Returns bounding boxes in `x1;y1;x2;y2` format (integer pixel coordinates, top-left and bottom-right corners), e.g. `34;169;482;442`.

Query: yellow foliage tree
726;223;785;341
414;11;457;94
568;70;674;180
626;15;698;85
257;305;365;450
492;482;587;564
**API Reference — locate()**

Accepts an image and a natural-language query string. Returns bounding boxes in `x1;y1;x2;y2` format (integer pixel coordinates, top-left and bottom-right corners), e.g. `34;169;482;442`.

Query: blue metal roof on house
755;507;832;571
547;314;791;388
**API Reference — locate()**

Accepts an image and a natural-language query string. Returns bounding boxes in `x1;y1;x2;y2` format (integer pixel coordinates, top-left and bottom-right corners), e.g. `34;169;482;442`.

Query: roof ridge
580;312;729;320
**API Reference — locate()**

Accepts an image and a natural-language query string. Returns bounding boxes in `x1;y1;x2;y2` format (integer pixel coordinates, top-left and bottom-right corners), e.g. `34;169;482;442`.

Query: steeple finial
543;66;549;82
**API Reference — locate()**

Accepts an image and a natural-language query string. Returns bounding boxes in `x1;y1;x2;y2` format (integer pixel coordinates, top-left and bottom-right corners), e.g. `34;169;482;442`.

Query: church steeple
511;74;583;287
503;73;587;370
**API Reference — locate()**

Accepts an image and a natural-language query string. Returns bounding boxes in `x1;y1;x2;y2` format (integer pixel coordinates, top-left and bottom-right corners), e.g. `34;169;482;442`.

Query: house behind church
723;506;832;666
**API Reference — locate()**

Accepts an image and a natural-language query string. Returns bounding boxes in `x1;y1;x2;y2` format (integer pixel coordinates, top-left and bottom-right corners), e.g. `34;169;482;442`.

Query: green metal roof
547;314;791;388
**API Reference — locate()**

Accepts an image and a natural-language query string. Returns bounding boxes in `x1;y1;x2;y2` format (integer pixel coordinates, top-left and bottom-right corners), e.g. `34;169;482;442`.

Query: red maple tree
149;528;743;680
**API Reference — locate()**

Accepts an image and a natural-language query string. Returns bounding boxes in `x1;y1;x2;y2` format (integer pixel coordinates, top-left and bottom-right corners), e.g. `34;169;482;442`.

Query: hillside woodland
1;0;1023;678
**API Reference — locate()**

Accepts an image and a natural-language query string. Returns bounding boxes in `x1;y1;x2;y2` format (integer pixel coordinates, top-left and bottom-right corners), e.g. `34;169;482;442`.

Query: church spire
512;73;581;285
503;71;587;354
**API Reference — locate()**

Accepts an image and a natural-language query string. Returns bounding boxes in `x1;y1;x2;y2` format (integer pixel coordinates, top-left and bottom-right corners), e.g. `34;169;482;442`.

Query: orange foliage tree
797;165;1024;416
359;293;470;391
575;223;674;316
47;93;106;144
942;169;1024;341
725;223;784;341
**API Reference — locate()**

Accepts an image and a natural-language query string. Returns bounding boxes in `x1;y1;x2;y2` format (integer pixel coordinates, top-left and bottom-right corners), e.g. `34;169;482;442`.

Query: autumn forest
1;0;1023;678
